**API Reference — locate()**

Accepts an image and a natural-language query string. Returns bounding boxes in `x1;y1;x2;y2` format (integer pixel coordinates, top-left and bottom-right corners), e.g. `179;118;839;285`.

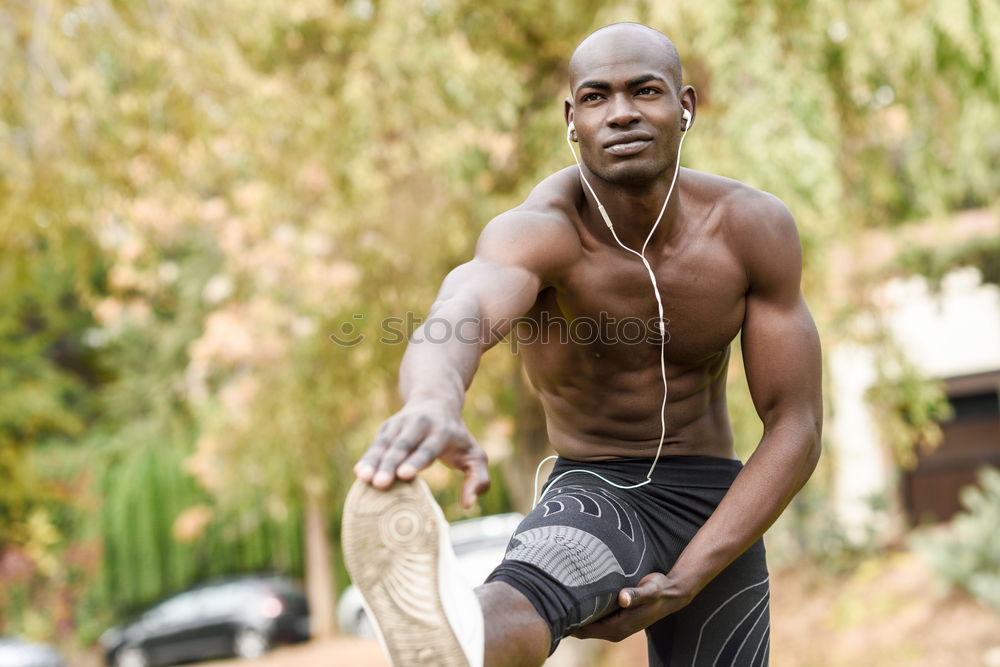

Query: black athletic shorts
485;455;770;666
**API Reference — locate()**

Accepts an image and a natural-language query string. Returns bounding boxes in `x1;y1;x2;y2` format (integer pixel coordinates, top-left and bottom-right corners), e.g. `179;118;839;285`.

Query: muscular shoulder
701;174;802;297
475;167;582;284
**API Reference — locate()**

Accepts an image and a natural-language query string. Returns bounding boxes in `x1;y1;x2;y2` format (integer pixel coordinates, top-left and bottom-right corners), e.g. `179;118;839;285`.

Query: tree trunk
503;361;550;514
303;478;336;638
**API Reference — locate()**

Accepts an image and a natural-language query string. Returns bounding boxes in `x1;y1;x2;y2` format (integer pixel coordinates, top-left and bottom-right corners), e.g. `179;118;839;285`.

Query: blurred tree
0;0;110;563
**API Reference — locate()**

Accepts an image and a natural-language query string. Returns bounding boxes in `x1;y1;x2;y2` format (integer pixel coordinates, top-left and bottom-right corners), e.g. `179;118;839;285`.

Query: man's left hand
572;572;694;642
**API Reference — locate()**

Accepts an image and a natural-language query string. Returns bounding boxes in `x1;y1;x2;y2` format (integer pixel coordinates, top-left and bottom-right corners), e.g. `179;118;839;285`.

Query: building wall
882;269;1000;378
829;268;1000;536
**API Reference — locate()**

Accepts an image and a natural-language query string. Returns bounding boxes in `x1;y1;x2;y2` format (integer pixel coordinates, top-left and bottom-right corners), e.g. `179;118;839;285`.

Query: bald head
569;23;682;92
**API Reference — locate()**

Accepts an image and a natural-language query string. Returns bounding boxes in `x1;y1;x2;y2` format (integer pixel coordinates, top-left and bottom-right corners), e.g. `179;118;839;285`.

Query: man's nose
606;94;640;128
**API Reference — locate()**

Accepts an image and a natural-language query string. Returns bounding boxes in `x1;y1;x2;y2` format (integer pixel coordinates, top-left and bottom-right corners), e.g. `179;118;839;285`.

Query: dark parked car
100;575;310;667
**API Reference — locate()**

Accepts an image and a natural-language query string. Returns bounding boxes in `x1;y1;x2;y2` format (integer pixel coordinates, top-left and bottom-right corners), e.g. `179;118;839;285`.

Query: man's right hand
353;401;490;508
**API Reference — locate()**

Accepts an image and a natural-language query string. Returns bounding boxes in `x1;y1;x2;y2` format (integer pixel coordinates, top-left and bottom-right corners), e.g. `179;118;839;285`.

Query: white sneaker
343;478;485;667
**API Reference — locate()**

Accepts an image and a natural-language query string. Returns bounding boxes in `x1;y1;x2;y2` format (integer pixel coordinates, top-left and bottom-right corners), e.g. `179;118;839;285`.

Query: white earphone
533;106;692;506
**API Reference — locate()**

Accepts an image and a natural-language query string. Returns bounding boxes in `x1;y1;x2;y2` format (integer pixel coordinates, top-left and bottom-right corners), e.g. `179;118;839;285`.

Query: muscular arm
355;208;579;506
576;193;822;639
666;195;822;592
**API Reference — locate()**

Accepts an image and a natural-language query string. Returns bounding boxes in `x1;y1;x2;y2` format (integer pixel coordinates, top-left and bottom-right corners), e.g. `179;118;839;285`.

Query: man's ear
564;99;577;140
679;85;697;129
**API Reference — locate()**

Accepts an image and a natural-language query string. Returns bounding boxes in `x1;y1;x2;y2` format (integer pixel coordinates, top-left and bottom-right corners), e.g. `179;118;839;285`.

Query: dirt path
769;551;1000;667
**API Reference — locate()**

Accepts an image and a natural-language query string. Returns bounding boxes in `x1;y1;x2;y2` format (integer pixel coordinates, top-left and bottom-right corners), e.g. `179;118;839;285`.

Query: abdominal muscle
520;345;740;463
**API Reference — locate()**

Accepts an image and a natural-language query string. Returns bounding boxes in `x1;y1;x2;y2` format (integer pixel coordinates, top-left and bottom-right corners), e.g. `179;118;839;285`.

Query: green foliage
865;353;952;470
642;0;1000;232
0;224;105;547
895;233;1000;291
96;436;305;620
912;468;1000;612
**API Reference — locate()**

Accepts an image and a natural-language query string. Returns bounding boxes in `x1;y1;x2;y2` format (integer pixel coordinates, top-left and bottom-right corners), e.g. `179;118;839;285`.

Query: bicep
741;293;822;428
739;199;822;429
434;257;542;331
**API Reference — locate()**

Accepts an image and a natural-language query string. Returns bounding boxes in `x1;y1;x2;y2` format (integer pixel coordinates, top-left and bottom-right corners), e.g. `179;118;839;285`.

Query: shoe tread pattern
343;479;469;667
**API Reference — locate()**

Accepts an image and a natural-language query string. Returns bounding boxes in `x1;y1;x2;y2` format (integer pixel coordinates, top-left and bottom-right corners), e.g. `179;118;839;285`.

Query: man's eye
637;87;660;96
581;93;603;102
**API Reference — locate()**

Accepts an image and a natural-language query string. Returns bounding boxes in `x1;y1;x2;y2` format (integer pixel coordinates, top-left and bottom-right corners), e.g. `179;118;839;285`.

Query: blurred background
1;0;998;665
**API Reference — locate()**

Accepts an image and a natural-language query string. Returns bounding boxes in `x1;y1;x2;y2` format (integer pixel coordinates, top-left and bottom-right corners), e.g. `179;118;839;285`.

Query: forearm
398;296;491;413
667;420;821;594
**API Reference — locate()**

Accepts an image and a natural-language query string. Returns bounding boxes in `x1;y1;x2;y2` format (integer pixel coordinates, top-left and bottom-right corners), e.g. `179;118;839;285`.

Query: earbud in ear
682;109;692;131
567;122;576;139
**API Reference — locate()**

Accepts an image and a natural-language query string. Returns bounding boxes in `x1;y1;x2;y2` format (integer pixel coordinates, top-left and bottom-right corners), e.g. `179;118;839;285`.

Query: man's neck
579;165;685;252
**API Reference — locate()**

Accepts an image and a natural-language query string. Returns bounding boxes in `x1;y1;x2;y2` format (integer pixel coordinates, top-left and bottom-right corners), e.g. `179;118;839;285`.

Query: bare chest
537;235;748;365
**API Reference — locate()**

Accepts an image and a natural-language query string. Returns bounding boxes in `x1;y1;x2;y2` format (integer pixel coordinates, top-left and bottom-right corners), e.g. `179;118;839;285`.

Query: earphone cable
532;120;688;507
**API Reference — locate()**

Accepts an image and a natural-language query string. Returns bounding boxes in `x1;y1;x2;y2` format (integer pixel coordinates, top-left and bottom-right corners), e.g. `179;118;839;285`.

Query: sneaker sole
343;478;470;667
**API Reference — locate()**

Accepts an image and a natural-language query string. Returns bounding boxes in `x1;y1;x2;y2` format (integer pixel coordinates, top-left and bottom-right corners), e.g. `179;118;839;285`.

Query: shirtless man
343;22;822;667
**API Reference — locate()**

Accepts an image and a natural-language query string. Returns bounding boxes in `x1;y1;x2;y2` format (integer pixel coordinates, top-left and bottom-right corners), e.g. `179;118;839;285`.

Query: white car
337;512;523;637
0;637;65;667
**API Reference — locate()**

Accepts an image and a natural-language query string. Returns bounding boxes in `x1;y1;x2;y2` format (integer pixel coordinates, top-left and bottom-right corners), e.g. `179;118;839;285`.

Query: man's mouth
604;140;651;156
603;132;654;156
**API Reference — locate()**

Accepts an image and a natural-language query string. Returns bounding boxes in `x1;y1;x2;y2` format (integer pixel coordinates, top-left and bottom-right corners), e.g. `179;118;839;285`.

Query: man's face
567;34;688;187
